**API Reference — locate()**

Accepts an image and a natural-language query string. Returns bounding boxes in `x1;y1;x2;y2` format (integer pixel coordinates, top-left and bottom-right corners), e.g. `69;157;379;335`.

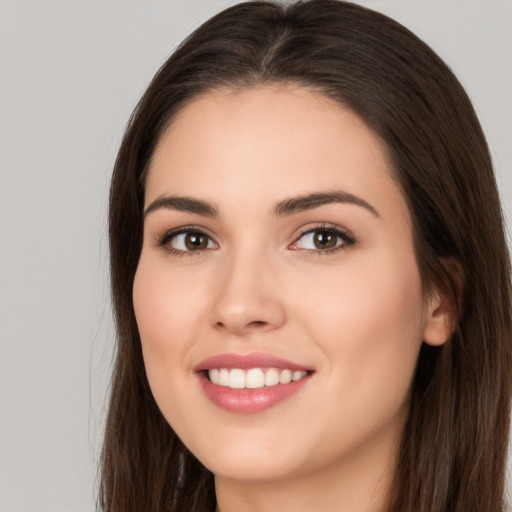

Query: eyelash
291;223;356;255
155;223;356;257
156;226;217;257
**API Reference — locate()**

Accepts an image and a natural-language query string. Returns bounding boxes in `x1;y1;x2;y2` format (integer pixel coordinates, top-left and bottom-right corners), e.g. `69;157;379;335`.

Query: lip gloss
194;352;313;414
197;373;310;413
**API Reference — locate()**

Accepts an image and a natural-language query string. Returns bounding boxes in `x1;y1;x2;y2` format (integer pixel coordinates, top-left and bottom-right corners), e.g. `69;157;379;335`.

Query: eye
158;228;218;254
290;226;355;253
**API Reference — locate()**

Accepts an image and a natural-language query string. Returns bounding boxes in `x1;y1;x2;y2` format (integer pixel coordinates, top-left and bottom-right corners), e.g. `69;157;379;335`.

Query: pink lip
193;352;311;372
194;352;314;414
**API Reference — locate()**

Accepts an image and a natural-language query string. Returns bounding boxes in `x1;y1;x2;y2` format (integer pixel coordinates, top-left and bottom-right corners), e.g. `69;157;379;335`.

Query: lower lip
197;373;311;413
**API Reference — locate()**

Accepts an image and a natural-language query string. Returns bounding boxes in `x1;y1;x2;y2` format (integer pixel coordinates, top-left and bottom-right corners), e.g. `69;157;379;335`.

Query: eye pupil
314;230;337;249
185;232;207;250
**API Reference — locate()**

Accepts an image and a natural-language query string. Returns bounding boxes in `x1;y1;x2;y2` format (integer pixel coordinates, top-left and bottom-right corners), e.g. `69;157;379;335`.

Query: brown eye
163;230;217;253
184;232;209;250
290;226;355;253
313;230;338;249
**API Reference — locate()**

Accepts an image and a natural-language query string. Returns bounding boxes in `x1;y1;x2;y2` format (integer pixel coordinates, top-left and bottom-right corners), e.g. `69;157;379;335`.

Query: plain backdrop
1;1;511;511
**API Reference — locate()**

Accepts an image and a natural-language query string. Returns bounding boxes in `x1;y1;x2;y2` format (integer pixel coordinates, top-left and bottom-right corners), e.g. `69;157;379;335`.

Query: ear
422;259;463;347
422;288;453;347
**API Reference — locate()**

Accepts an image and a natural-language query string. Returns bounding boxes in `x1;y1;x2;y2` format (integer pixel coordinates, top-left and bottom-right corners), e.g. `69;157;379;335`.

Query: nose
210;251;286;336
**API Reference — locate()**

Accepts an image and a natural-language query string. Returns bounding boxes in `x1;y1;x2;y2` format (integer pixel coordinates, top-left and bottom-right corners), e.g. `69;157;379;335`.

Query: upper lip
193;352;313;372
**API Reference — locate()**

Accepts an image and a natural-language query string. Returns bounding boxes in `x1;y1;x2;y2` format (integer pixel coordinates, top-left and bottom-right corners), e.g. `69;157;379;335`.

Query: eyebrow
274;191;380;218
143;190;379;219
144;195;218;218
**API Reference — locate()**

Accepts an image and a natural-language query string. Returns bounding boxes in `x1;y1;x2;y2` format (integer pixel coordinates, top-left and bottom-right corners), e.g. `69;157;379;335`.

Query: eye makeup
154;221;356;258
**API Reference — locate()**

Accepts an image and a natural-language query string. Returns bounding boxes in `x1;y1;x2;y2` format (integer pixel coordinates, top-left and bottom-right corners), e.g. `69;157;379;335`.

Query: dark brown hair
101;1;512;511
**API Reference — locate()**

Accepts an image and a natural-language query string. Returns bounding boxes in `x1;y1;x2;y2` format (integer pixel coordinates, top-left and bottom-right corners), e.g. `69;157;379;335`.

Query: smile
195;353;314;413
208;367;309;389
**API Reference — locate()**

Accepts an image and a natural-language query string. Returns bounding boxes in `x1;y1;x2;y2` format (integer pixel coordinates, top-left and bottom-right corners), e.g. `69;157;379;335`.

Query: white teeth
246;368;265;388
209;369;219;383
264;368;280;386
207;367;308;388
229;369;246;389
219;368;230;386
279;369;292;384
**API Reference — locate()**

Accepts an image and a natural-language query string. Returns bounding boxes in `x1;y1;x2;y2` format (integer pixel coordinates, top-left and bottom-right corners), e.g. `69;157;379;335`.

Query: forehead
145;85;408;225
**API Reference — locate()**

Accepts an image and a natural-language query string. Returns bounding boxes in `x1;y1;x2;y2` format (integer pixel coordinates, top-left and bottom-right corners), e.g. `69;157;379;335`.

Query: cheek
133;257;205;348
132;256;206;396
298;255;423;338
132;256;214;435
295;251;425;407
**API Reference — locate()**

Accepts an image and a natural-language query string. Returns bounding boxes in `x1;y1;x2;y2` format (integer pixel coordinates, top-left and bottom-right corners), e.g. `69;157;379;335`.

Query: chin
204;454;300;483
186;429;306;482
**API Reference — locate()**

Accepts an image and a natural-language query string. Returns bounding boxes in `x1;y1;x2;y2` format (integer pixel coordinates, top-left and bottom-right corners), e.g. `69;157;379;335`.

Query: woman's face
133;86;447;484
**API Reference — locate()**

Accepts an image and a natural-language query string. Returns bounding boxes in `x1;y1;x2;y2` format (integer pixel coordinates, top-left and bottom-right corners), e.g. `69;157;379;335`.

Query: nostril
214;319;269;332
247;320;267;328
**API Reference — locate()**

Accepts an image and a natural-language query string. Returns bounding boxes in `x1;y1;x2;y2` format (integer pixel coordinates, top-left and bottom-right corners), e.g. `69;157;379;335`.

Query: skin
133;85;451;512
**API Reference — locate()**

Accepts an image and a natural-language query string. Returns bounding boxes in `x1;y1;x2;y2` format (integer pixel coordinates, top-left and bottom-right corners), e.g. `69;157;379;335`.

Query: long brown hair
101;1;512;511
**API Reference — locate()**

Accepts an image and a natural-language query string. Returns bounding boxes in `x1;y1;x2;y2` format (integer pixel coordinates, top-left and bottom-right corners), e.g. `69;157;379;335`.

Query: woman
100;1;512;511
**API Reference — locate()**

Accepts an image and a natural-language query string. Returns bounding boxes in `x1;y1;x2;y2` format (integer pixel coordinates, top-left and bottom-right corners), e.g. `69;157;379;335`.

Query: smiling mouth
206;367;310;389
194;353;314;412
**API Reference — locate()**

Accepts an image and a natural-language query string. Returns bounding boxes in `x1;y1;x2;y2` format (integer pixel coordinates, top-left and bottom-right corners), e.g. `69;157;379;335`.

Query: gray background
1;1;511;510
